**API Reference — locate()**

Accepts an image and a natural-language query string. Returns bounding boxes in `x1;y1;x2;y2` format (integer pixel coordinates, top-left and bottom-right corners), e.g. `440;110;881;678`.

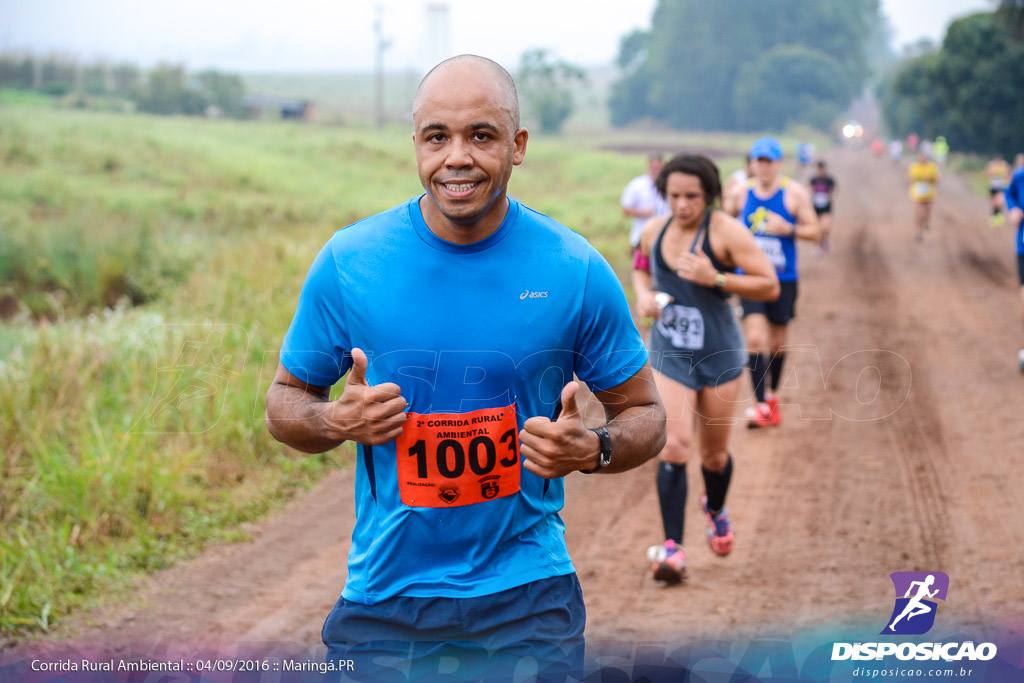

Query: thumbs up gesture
519;381;601;479
331;348;408;445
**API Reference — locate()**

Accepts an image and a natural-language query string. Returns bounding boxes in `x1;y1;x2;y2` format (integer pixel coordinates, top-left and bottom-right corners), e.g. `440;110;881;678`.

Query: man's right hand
330;348;408;445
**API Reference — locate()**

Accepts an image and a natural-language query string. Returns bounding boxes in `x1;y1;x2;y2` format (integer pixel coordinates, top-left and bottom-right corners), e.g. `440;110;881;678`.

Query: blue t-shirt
280;196;648;604
1005;168;1024;255
741;179;800;282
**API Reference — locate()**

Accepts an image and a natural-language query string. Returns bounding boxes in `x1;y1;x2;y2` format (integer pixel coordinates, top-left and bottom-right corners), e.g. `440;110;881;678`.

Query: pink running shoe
648;539;688;584
702;496;734;556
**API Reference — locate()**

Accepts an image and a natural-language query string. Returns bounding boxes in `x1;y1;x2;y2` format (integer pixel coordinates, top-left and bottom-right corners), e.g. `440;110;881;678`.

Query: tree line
609;0;883;132
0;52;247;118
881;2;1024;155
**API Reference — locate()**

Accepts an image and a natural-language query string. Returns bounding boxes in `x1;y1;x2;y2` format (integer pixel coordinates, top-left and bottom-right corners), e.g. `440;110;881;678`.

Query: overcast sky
0;0;996;73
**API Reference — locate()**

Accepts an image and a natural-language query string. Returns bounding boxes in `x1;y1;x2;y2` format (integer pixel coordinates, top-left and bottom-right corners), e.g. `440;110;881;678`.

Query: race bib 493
396;403;521;508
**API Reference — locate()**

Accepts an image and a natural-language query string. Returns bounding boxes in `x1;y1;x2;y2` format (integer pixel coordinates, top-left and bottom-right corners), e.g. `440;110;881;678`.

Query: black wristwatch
581;426;612;474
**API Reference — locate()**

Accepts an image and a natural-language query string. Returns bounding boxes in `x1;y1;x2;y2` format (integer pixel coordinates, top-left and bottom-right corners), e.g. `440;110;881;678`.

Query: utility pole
425;3;451;70
374;5;391;128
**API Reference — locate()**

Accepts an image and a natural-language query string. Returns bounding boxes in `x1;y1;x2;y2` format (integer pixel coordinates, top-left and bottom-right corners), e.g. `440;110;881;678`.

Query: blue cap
750;137;783;161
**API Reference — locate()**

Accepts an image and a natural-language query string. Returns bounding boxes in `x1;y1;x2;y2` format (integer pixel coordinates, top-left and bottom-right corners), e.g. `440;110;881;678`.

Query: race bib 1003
396;403;520;508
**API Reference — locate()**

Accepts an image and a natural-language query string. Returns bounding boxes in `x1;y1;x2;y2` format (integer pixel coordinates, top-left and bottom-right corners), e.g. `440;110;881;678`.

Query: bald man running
265;54;666;680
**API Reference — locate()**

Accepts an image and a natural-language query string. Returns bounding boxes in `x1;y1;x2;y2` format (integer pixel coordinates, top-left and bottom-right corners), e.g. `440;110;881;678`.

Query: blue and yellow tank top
741;178;799;282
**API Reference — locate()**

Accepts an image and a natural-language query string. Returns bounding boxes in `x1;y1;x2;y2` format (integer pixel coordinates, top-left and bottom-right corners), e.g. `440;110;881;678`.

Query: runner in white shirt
621;153;670;248
723;155;752;202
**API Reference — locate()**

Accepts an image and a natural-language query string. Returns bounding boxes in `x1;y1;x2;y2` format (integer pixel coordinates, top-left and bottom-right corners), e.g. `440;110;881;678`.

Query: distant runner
908;151;940;242
985;154;1011;226
809;160;837;256
933;136;949;167
796;142;815;177
723;155;753;200
889;139;903;164
724;137;820;428
634;154;778;582
1003;163;1024;370
907;132;920;154
621;152;671;249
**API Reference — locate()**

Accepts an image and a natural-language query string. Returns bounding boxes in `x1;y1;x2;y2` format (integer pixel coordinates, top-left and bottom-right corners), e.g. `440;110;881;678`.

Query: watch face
597;427;612;465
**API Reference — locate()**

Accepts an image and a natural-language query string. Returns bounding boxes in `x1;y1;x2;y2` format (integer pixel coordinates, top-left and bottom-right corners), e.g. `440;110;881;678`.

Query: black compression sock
769;352;787;393
656;461;688;544
702;455;733;516
748;353;768;403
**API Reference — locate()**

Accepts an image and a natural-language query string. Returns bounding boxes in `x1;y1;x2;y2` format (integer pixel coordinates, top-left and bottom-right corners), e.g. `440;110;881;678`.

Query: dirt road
22;148;1024;659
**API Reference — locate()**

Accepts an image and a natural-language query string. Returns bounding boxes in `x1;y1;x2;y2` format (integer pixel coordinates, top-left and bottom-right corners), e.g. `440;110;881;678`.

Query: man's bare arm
782;183;820;242
265;348;408;454
590;362;666;473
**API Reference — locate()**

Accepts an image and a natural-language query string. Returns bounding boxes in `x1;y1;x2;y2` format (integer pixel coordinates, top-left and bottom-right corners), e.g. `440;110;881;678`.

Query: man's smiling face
412;61;528;242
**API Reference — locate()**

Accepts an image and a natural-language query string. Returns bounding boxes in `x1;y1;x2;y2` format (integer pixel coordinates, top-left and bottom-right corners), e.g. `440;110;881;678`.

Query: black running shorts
741;280;799;326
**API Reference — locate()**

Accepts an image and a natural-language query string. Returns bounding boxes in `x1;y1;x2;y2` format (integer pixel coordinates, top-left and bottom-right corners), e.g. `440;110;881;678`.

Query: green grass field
240;67;615;128
0;87;819;639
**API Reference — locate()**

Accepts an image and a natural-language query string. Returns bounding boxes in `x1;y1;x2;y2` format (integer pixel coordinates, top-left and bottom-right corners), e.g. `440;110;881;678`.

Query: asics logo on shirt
520;290;548;300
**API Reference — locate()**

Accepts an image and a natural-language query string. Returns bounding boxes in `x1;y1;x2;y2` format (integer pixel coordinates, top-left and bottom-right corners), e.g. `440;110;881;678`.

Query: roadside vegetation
4;0;1016;647
881;2;1024;156
0;90;808;638
0;94;426;637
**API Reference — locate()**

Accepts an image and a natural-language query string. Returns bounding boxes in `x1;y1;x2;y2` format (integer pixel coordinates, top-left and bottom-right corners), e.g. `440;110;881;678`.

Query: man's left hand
519;381;600;479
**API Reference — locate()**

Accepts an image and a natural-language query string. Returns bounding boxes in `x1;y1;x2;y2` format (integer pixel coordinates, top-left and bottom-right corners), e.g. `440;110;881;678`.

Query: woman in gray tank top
631;154;779;584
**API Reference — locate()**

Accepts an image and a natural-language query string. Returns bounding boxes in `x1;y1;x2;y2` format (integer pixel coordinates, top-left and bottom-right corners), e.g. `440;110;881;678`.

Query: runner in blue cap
723;137;819;428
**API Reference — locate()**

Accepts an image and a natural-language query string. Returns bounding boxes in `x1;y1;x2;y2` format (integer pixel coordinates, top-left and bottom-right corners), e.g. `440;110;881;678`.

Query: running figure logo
746;206;769;233
882;571;949;635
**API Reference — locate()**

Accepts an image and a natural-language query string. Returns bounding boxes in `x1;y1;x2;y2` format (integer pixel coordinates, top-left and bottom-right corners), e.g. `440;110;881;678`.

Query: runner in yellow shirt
908;151;940;242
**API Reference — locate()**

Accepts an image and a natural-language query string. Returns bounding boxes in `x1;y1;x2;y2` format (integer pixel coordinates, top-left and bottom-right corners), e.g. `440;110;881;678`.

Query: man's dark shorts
1018;254;1024;286
321;573;586;682
741;280;799;326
